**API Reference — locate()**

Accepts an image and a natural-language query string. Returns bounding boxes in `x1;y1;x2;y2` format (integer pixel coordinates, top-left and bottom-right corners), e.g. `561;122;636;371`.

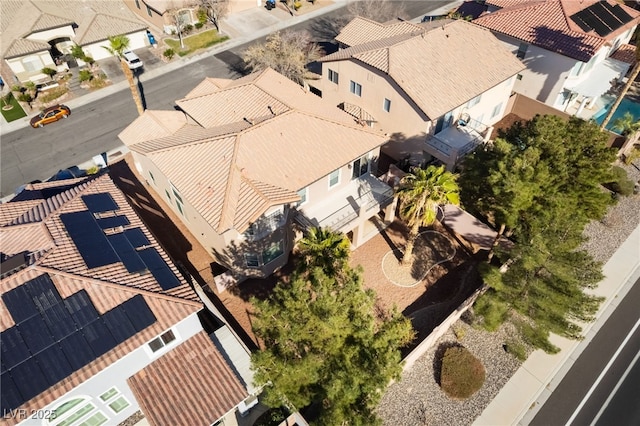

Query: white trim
98;387;119;402
328;169;341;189
106;396;131;415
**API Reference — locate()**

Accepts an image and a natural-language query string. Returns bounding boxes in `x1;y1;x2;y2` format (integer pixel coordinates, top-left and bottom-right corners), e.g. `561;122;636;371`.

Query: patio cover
565;58;630;98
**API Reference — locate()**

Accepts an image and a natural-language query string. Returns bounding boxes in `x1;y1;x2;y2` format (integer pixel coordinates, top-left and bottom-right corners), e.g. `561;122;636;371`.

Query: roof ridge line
34;265;203;307
216;140;243;233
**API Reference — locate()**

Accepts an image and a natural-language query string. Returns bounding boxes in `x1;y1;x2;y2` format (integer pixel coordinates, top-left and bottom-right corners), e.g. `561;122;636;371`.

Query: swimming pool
594;97;640;133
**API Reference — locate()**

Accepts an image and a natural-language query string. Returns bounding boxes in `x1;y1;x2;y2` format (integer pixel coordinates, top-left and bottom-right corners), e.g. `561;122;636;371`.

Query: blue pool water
594;97;640;133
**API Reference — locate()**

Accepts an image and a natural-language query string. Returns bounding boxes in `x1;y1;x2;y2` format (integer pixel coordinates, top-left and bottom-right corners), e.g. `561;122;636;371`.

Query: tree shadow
136;74;147;110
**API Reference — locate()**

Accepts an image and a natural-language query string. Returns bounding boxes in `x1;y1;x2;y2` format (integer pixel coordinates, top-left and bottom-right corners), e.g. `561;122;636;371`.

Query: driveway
96;47;164;84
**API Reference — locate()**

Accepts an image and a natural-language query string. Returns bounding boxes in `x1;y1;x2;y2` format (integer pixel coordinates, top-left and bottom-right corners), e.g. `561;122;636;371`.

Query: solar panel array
570;1;633;36
1;274;156;412
59;192;182;290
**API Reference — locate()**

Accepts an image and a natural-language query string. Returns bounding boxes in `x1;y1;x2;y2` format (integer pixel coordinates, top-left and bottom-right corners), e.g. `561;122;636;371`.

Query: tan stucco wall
124;0;165;31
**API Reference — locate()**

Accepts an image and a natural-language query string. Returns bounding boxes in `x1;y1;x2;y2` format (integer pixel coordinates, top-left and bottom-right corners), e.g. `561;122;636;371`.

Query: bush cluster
606;166;634;196
440;346;485;399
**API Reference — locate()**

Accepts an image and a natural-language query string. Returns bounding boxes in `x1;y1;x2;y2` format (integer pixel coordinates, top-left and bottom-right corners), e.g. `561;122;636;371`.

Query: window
516;42;528;59
148;171;155;184
383;98;391;112
349;80;362;97
244;207;285;239
170;183;185;217
352;155;369;179
22;56;43;72
328;169;340;188
107;397;130;414
467;94;481;108
491;102;503;119
78;412;108;426
296;187;308;206
262;241;284;264
99;388;118;402
245;253;259;268
516;74;523;80
50;398;107;426
146;5;153;16
134;0;140;8
148;329;176;353
328;69;339;84
165;189;171;201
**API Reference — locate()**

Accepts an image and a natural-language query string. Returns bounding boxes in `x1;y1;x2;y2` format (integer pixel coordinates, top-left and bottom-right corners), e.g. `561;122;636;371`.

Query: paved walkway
474;224;640;426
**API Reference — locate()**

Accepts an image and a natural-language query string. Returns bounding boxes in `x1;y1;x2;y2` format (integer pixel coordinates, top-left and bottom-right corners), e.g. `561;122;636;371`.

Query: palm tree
600;40;639;131
396;165;460;265
103;35;144;116
297;227;351;275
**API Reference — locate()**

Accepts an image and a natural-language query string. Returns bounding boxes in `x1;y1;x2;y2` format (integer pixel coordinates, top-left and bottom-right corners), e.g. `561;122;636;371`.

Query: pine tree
461;115;615;352
250;263;414;425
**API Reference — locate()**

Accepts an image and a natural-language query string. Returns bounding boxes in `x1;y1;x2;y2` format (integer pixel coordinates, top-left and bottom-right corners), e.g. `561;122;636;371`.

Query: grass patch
165;29;229;56
38;87;69;104
1;92;27;122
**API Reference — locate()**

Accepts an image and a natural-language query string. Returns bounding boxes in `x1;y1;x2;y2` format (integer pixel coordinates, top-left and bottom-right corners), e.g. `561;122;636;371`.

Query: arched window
46;396;108;426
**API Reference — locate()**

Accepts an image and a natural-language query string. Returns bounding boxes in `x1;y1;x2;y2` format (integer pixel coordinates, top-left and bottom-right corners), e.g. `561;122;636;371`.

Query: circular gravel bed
382;230;456;287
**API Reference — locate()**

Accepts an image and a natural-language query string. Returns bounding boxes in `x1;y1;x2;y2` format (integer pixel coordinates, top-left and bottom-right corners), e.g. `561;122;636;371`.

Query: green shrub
623;146;640;165
17;92;33;103
42;67;57;78
440;346;485;399
254;406;289;426
606;166;634;196
11;84;23;92
71;44;85;59
83;56;95;65
195;22;204;29
163;48;175;60
183;24;193;34
504;338;528;361
197;8;208;25
78;69;93;82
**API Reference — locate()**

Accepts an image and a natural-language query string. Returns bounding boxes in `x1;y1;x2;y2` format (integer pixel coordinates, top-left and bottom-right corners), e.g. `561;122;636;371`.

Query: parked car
123;50;143;70
30;104;71;128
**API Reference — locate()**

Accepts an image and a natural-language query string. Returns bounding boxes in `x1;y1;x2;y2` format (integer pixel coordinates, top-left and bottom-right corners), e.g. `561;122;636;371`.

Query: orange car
30;104;71;128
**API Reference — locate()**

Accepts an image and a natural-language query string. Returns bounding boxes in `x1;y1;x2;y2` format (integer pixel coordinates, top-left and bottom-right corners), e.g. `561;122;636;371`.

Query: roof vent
243;117;254;125
268;105;276;116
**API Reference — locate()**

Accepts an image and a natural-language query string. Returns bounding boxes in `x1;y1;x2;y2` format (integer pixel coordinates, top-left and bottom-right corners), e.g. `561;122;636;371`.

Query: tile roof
121;68;388;234
610;43;638;65
128;331;248;426
335;16;426;47
321;19;525;119
1;0;147;58
474;0;640;62
0;175;205;424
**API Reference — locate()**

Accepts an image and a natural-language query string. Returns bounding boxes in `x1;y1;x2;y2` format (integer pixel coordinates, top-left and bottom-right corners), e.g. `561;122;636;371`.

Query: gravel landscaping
377;163;640;426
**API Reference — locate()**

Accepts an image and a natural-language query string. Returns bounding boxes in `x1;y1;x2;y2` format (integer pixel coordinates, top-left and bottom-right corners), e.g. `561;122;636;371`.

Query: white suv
123;50;143;70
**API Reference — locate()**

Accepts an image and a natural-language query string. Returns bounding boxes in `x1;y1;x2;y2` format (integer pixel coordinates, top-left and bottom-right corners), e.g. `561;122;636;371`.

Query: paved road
529;277;640;426
0;1;452;197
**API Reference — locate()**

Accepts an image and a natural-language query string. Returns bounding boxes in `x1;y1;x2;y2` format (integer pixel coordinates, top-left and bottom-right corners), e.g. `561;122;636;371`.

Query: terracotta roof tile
474;0;640;62
121;69;387;234
118;110;189;146
610;43;638;65
0;200;42;225
128;331;248;426
322;19;525;119
0;222;54;257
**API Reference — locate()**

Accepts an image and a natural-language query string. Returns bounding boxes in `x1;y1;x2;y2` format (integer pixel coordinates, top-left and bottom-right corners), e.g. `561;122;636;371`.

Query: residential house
0;0;149;85
118;68;395;282
0;175;256;426
312;17;525;170
124;0;260;33
473;0;640;116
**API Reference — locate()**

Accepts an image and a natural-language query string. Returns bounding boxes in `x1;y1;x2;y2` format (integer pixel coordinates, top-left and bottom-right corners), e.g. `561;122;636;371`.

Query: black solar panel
138;248;181;290
1;372;24;414
578;9;611;36
108;233;147;273
571;12;592;31
590;2;623;32
42;302;76;340
2;284;39;323
65;291;100;328
60;211;121;268
0;328;30;370
610;4;633;24
25;274;62;312
102;306;137;344
35;344;74;386
59;332;95;370
124;228;150;248
18;315;54;354
82;319;117;357
82;193;119;213
96;215;130;230
122;295;157;331
10;359;49;402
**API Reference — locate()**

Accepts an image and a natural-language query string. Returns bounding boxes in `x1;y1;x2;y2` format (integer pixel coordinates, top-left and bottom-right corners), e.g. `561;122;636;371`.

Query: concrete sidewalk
0;0;348;136
474;225;640;426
